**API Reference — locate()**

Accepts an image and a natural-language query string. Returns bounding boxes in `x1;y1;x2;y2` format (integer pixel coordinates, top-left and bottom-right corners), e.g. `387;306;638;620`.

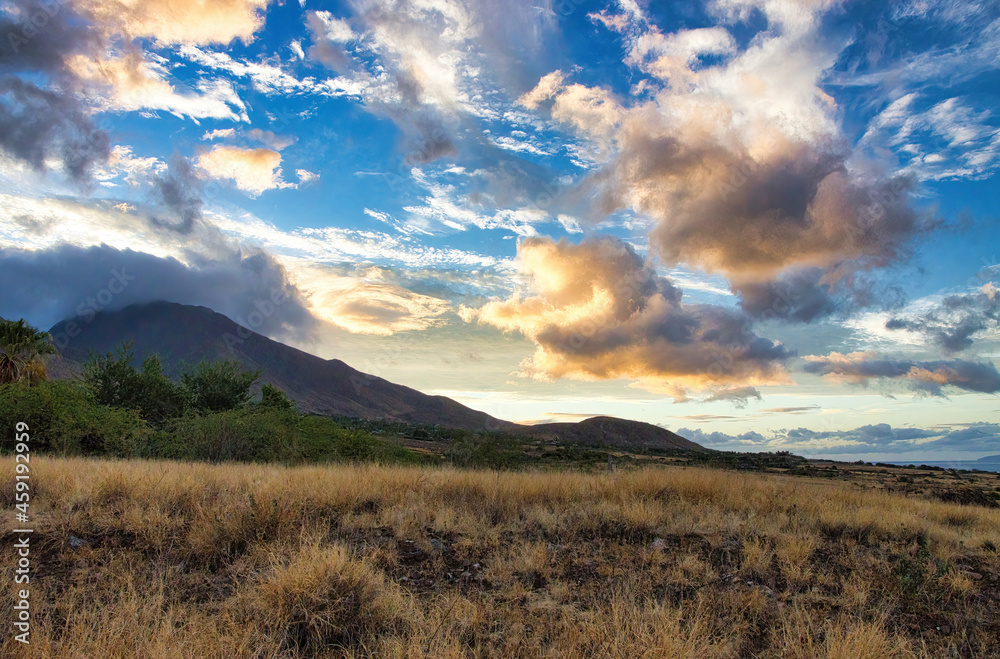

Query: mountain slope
49;301;509;430
47;301;706;451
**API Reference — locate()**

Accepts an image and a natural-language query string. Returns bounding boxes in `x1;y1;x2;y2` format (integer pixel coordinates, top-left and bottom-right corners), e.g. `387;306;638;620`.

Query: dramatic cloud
680;422;1000;458
803;351;1000;396
289;263;451;335
885;279;1000;354
460;236;792;400
0;1;111;179
0;0;271;176
196;146;292;195
521;2;933;322
0;243;316;343
304;0;558;162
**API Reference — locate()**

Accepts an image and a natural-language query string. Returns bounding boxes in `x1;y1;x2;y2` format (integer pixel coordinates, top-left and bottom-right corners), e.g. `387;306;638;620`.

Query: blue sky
1;0;999;460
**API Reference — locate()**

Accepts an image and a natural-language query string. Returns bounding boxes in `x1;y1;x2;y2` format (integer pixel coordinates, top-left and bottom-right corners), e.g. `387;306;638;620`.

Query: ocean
884;460;1000;474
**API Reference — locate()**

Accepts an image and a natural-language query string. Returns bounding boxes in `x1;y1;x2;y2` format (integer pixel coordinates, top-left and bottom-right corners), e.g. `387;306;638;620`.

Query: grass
2;457;999;657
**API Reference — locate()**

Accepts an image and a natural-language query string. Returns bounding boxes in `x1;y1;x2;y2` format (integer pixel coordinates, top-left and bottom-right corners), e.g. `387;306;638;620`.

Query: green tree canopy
0;318;57;385
182;359;262;413
83;342;187;425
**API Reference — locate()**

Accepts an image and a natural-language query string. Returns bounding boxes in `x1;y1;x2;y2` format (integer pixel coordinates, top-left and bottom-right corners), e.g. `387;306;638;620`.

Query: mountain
47;301;705;450
49;301;508;430
513;416;704;452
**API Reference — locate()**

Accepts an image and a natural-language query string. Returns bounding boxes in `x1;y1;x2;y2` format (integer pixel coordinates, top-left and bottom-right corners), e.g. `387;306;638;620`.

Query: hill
515;415;703;452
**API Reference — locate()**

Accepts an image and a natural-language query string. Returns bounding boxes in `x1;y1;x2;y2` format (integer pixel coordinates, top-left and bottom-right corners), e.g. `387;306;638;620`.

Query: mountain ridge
47;301;704;451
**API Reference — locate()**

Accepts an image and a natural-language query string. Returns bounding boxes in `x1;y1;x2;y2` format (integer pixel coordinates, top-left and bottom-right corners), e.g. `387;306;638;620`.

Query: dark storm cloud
0;244;317;342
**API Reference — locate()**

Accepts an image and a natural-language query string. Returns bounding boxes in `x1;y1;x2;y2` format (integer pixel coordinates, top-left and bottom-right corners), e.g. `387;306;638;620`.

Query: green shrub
296;415;425;464
0;380;149;456
446;432;526;469
150;408;299;463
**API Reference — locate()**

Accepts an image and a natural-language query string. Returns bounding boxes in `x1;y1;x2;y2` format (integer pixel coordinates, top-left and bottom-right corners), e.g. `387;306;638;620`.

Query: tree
0;318;57;385
83;342;187;425
182;359;261;412
258;383;295;412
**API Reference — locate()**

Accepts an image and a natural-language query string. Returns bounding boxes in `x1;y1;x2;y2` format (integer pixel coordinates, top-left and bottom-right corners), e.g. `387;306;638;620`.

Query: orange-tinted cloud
196;146;290;196
523;3;933;322
460;236;792;400
73;0;272;46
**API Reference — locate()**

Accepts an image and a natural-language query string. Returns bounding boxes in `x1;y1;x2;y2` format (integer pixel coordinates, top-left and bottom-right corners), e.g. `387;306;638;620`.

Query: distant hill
514;416;705;452
47;301;705;450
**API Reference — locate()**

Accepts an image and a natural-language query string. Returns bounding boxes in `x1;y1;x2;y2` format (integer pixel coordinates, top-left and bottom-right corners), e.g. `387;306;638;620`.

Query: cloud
287;262;451;335
303;1;560;163
295;169;320;185
803;351;1000;395
196;145;292;195
0;1;111;180
884;278;1000;354
460;236;792;400
520;2;933;322
203;128;237;141
0;243;316;343
72;0;273;46
247;129;297;150
679;422;1000;458
860;94;1000;181
66;51;248;121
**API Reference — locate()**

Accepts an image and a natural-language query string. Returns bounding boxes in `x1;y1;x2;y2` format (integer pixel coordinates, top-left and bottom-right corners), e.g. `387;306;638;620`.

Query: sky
1;0;999;461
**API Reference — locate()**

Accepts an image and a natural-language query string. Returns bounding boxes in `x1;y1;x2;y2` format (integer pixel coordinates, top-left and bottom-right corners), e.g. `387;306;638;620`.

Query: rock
965;571;983;580
651;537;668;551
429;538;447;552
69;535;88;549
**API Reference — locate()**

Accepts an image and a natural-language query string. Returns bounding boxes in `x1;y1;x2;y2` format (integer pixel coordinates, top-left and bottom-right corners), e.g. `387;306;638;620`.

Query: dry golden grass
2;457;999;657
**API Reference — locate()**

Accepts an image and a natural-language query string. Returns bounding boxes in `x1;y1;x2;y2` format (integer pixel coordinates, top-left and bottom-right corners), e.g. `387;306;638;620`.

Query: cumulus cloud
0;0;273;177
521;2;933;322
196;145;292;195
460;236;792;400
803;351;1000;395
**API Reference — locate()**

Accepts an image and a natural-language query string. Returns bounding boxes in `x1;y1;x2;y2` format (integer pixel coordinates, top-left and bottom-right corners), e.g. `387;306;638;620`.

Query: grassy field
2;457;999;658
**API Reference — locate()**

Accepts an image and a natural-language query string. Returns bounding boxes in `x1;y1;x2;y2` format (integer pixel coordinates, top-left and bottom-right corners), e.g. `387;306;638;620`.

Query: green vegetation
0;335;428;466
0;317;57;384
